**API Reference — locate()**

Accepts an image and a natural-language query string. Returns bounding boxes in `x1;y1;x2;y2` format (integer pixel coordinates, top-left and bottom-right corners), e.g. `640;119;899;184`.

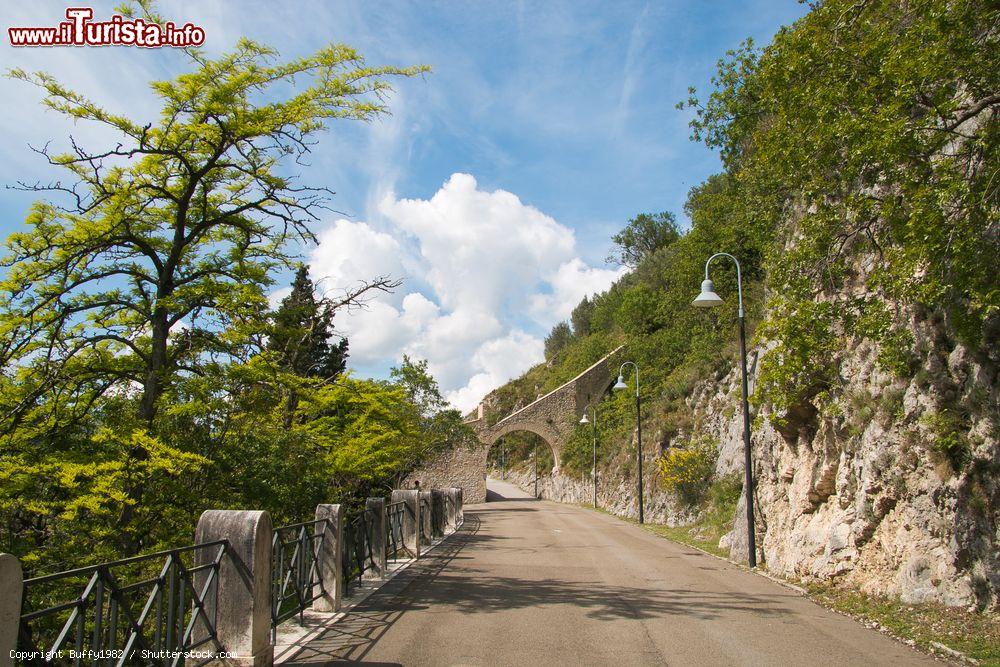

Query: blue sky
0;1;809;411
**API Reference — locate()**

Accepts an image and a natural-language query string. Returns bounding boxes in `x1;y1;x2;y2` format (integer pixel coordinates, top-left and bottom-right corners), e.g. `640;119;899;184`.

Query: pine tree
269;266;349;381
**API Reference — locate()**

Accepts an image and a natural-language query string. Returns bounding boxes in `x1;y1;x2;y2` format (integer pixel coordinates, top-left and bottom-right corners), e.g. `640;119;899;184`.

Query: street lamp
580;405;598;509
532;445;538;499
614;361;644;524
693;252;757;568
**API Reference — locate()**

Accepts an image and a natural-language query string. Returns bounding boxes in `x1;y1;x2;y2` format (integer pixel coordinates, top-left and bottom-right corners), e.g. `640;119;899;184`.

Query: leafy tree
544;321;573;360
389;355;476;465
681;0;999;414
390;355;448;416
0;18;426;559
1;35;424;434
607;211;681;267
571;296;595;337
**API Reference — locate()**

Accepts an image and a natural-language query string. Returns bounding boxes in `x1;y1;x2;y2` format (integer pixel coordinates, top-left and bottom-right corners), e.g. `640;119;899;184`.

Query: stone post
390;489;421;558
431;490;446;538
442;489;456;532
313;504;344;612
195;510;273;667
419;491;433;543
455;487;464;526
0;554;22;667
365;498;387;580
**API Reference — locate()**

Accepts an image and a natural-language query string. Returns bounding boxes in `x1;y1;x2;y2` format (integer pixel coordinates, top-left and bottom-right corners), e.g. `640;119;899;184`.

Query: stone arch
482;422;563;474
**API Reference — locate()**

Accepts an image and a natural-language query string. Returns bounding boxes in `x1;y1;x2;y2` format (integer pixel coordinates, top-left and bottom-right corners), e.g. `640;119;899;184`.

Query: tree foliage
270;266;350;381
607;211;681;267
681;0;999;414
1;37;423;432
543;321;573;361
0;21;446;568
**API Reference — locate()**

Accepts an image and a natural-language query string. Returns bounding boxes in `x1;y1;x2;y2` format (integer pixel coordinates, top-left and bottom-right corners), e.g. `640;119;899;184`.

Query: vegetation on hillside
490;0;998;523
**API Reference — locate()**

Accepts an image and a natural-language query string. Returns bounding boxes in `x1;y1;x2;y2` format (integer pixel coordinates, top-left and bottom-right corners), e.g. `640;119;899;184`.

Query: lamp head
613;375;627;391
579;413;589;425
692;278;724;308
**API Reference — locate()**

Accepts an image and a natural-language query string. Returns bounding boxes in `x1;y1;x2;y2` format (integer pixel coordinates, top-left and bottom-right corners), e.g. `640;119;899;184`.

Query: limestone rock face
701;322;999;609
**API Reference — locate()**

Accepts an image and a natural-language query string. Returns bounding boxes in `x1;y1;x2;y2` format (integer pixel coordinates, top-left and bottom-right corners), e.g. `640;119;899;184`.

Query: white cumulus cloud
306;173;623;412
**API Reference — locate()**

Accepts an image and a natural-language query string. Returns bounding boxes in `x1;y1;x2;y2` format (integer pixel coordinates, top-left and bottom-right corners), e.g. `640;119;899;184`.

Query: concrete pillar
443;489;457;532
431;490;445;538
390;490;421;558
365;498;387;580
195;510;273;667
0;554;22;667
313;504;344;612
419;491;433;543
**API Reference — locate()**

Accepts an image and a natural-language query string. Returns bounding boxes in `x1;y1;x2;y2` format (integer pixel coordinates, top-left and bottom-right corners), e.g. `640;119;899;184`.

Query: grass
644;523;730;558
805;581;1000;666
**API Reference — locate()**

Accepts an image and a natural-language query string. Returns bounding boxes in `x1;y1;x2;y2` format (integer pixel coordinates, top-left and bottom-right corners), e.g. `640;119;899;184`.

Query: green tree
1;36;425;434
0;23;426;559
270;266;350;381
607;212;681;267
544;321;573;360
570;296;595;337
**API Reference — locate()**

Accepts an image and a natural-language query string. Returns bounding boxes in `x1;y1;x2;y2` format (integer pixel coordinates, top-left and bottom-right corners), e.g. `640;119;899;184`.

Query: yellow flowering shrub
657;435;716;505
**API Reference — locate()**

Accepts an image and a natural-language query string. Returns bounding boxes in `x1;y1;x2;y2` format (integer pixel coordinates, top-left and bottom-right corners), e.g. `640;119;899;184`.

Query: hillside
482;0;999;609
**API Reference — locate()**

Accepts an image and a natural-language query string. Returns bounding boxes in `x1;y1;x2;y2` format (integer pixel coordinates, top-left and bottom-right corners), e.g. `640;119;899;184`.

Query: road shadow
282;513;800;664
281;515;485;664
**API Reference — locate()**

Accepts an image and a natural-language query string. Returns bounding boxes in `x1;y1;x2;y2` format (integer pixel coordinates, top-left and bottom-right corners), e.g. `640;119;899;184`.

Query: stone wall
404;445;488;504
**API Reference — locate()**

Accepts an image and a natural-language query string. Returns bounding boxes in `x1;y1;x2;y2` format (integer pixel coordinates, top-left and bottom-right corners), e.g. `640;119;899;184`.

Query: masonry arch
483;423;562;476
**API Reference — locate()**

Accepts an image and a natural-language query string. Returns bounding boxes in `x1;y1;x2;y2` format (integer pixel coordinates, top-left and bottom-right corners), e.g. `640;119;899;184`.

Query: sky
0;1;810;412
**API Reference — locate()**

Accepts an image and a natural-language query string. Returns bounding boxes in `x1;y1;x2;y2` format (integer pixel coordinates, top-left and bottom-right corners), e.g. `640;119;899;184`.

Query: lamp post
501;444;506;480
580;405;598;509
614;362;643;524
692;252;757;568
532;445;538;499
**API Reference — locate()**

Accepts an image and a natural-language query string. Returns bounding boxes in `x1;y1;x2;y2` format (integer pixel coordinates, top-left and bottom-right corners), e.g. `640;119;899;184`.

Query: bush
657;435;716;506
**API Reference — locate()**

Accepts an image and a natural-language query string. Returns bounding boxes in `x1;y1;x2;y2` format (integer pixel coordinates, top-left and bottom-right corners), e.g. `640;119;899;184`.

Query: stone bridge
405;346;623;503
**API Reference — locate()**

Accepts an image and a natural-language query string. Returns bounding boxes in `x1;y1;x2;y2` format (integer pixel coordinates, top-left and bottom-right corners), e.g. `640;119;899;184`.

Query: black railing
385;501;405;561
19;541;228;666
340;512;375;596
270;519;329;641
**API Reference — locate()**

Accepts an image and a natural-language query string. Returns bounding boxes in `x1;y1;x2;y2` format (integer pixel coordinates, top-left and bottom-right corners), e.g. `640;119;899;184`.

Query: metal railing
270;519;329;641
385;501;405;561
18;541;228;666
340;512;374;596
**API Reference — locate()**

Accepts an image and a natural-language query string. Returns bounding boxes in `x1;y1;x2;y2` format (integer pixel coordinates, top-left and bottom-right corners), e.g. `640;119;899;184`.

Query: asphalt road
285;478;936;666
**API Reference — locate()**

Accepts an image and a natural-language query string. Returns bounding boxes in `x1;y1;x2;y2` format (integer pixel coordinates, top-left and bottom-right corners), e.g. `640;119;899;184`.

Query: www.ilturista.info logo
8;7;205;48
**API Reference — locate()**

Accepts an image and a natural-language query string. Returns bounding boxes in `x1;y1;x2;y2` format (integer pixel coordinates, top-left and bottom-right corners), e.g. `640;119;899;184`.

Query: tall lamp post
532;444;538;499
579;405;598;508
614;362;643;524
692;252;757;568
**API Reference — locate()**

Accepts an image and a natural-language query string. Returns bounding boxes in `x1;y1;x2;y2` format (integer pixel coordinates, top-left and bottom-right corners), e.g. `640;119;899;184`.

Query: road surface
284;478;935;666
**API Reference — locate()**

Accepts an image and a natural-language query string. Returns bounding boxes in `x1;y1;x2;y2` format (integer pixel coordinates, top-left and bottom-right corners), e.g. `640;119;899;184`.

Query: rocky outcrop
694;322;999;609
